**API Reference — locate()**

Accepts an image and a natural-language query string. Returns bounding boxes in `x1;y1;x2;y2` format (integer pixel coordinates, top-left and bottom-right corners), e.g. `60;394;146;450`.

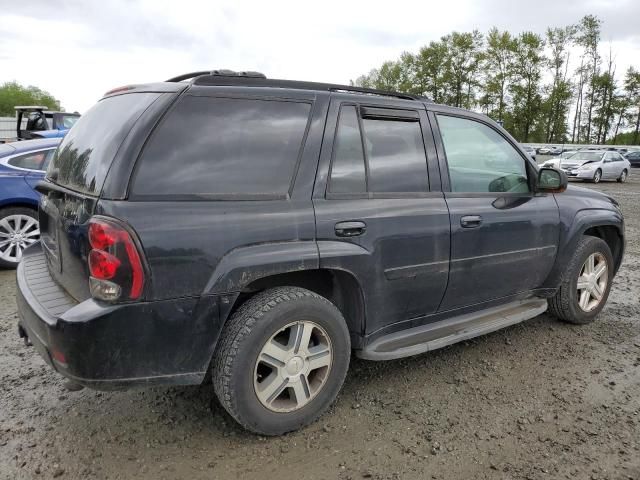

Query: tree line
352;15;640;146
0;82;61;117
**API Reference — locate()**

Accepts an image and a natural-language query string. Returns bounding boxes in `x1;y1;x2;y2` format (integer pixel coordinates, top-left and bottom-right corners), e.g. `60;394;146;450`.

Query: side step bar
358;298;548;361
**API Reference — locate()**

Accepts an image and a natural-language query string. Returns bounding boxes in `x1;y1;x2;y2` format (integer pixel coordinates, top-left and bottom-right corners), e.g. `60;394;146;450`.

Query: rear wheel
617;169;628;183
548;236;613;324
212;287;351;435
0;208;40;268
592;169;602;183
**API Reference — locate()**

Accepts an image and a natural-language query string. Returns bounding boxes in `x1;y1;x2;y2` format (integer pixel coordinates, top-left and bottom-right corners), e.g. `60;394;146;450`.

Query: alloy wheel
576;252;608;312
593;170;601;183
0;214;40;264
254;321;332;413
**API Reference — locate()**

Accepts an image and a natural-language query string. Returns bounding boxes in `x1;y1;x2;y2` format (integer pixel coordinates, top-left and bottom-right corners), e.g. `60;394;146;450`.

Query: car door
313;96;450;336
429;108;560;311
601;152;617;179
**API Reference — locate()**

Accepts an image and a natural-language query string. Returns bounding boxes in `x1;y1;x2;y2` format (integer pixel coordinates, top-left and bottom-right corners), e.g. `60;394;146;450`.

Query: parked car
560;150;630;183
625;150;640;167
542;150;576;169
16;71;624;436
522;145;536;161
537;146;552;155
15;106;80;140
0;138;60;267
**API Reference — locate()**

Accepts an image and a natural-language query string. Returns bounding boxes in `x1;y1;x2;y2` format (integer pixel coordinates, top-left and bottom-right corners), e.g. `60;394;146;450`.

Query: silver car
560;150;631;183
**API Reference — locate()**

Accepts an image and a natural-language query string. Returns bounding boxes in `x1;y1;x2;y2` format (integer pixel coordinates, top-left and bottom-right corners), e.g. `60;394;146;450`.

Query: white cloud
0;0;638;112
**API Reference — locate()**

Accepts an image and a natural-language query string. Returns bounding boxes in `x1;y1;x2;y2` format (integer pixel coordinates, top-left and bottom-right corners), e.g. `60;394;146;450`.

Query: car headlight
578;164;595;171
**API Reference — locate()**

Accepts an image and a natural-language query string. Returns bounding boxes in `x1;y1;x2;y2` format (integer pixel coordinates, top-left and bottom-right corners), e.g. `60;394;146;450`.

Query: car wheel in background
548;236;613;325
592;169;602;183
0;207;40;269
617;169;628;183
213;287;351;435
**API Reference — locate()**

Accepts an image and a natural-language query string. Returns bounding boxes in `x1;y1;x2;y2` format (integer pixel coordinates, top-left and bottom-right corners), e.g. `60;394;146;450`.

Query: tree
623;67;640;145
482;28;517;123
440;31;484;109
0;82;62;116
505;32;545;142
575;15;602;142
542;25;575;142
413;40;449;102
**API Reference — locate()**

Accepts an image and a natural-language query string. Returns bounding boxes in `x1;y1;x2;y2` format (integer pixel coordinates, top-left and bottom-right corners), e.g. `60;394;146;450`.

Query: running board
358;298;548;361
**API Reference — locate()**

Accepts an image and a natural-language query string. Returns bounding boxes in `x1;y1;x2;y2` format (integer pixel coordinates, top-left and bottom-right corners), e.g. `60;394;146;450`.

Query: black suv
16;71;624;435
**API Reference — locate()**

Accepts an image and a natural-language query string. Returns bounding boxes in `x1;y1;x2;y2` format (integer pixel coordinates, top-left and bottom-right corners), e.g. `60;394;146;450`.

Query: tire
617;169;628;183
592;169;602;183
548;236;614;325
0;207;39;269
212;287;351;435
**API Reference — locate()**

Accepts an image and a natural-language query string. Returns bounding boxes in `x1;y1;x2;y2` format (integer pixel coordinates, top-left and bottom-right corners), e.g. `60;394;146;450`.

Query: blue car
0;138;60;268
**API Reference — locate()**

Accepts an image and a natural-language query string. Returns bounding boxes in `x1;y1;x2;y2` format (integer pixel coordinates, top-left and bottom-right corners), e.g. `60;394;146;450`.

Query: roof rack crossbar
188;74;431;102
166;70;267;83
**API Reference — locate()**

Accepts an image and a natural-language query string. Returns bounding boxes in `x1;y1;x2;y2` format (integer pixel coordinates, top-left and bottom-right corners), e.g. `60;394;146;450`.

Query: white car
559;150;631;183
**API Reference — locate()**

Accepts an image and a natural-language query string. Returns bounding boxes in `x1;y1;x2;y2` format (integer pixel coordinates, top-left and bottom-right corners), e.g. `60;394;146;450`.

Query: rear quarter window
49;92;161;196
131;96;312;198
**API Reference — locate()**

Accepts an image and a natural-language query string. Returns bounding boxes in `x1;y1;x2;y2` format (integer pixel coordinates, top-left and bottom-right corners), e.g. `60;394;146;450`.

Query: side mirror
537;167;568;193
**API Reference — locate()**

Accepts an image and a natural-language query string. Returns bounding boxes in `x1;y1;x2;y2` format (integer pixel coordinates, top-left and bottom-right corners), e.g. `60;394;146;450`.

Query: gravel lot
1;170;639;480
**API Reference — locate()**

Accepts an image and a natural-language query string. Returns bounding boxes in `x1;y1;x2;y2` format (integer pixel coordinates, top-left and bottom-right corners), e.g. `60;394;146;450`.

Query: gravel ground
1;171;639;480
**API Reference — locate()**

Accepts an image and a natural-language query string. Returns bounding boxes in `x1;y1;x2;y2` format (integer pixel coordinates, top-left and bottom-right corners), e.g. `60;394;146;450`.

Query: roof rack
165;70;431;102
166;69;267;82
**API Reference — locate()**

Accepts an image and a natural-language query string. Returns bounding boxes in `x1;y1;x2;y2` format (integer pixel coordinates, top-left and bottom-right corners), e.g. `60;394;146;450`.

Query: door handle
460;215;482;228
335;221;366;237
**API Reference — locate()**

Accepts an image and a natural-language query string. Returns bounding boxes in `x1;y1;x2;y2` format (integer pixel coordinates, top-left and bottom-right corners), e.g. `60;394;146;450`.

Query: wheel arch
226;268;366;347
543;209;624;290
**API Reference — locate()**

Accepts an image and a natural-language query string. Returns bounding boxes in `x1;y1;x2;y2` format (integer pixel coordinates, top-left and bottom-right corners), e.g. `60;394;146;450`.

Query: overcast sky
1;0;639;113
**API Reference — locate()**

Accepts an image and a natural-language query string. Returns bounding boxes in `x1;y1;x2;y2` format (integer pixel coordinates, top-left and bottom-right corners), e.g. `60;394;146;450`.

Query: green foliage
352;14;640;145
0;81;62;117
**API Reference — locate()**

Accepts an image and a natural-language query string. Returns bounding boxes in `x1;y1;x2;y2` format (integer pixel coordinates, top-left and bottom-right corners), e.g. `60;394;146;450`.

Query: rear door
313;96;450;336
430;108;560;311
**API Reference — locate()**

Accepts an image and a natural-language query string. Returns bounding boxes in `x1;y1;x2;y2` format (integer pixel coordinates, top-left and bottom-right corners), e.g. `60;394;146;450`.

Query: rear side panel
99;87;330;301
39;91;178;302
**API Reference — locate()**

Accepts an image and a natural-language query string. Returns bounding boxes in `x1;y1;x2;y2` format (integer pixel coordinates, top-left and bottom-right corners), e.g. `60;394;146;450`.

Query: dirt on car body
1;174;639;480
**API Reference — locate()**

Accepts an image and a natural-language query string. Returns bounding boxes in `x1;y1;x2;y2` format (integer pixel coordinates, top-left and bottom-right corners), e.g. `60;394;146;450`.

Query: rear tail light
87;217;145;302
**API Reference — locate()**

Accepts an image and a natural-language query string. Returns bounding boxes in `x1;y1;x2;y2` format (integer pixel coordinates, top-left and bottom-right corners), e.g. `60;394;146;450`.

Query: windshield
60;115;80;129
48;93;160;196
568;152;602;162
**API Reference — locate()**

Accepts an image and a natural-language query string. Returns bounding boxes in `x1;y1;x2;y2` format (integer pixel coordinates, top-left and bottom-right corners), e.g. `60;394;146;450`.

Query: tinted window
8;150;50;170
362;117;428;192
329;106;366;193
133;96;311;197
437;115;529;193
49;93;160;195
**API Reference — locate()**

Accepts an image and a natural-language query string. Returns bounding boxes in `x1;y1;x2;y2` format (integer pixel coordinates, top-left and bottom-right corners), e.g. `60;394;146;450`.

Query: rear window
131;96;311;198
48;93;160;196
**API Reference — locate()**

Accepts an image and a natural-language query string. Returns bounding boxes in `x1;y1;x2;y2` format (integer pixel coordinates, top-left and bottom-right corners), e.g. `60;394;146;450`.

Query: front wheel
617;169;628;183
0;207;40;268
548;236;613;324
212;287;351;435
592;169;602;183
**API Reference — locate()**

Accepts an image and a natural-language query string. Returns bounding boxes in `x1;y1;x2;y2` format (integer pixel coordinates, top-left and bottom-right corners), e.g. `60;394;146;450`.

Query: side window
41;149;56;171
27;113;46;131
133;96;311;196
437;115;530;194
7;150;48;170
328;105;429;194
362;117;428;192
329;106;366;193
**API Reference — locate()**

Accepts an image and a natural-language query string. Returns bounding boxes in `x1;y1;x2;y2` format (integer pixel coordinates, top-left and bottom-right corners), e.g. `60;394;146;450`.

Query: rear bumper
16;244;220;390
